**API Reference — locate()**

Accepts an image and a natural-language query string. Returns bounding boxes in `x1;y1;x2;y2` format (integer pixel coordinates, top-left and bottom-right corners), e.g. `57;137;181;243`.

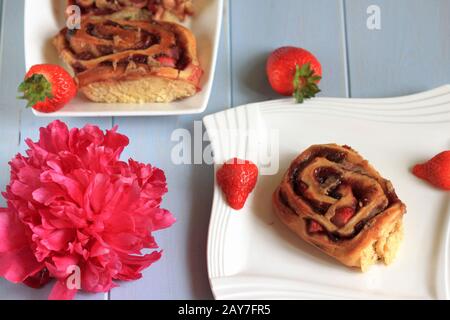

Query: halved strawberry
308;220;324;233
216;158;259;210
412;151;450;190
156;56;177;68
332;207;355;227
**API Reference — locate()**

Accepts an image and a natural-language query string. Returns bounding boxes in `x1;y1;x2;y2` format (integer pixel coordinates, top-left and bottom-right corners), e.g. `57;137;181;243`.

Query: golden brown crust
68;0;194;22
53;17;203;103
272;144;407;270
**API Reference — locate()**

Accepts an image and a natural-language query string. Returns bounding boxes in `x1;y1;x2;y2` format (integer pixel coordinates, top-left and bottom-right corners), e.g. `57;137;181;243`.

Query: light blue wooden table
0;0;449;300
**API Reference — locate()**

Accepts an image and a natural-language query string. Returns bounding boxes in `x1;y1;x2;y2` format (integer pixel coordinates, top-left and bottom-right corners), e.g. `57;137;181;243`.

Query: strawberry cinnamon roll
68;0;194;22
53;17;203;103
273;144;406;271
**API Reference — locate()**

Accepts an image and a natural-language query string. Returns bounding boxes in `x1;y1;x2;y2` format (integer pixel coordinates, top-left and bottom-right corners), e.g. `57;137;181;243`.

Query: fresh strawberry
216;158;259;210
23;268;51;289
412;151;450;190
267;46;322;103
308;220;324;233
332;207;355;227
18;64;77;113
156;56;177;68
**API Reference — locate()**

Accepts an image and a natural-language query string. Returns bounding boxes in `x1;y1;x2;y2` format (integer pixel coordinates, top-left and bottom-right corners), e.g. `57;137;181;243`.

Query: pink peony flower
0;120;175;299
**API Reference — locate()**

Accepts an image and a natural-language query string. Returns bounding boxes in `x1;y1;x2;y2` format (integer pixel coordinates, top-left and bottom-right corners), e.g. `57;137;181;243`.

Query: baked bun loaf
54;17;203;103
273;144;406;271
69;0;194;22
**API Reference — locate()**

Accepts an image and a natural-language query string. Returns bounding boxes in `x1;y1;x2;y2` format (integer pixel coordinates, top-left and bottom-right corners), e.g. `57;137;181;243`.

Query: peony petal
38;120;70;154
32;185;64;205
25;140;50;167
41;172;84;206
90;241;110;258
46;255;79;279
151;208;176;231
0;208;43;282
40;229;76;251
10;180;35;202
48;280;77;300
79;125;105;146
85;174;111;215
82;261;116;293
0;208;29;251
0;248;44;283
56;152;84;173
16;165;41;189
116;251;162;281
104;207;135;234
56;203;88;228
103;232;142;254
104;126;129;157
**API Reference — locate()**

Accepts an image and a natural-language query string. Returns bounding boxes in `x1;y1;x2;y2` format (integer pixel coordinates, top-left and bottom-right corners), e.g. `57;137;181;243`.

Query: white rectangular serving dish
24;0;223;117
204;85;450;300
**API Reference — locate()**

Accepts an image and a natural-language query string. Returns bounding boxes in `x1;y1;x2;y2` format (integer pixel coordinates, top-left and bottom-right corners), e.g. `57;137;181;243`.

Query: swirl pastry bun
54;17;203;103
273;144;406;271
69;0;194;22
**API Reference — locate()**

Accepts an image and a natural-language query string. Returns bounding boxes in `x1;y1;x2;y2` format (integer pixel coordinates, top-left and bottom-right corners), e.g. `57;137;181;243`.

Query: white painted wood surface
0;0;449;299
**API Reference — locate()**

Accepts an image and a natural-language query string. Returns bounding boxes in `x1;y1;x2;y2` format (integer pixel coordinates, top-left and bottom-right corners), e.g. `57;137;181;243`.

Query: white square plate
203;85;450;300
24;0;223;117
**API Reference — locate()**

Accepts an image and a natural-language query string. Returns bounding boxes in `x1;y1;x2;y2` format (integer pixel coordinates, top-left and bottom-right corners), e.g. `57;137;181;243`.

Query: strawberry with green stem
267;46;322;103
292;63;322;103
18;64;77;113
